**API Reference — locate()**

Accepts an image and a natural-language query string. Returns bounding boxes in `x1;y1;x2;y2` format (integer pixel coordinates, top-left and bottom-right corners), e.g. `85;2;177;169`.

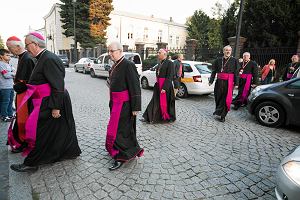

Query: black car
248;78;300;127
57;55;69;67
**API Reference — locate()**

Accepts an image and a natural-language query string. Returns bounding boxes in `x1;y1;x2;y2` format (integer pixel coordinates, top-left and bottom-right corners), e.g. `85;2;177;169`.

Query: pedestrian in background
261;59;276;85
6;36;36;153
0;49;15;122
208;45;240;122
141;49;176;124
10;32;81;172
282;54;300;81
105;41;144;170
232;52;259;110
173;53;184;99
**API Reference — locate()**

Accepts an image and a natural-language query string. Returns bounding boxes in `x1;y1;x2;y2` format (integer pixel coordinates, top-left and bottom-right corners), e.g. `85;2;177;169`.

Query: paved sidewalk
0;122;9;200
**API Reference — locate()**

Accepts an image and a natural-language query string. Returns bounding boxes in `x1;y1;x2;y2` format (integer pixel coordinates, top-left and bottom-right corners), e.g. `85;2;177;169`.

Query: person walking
282;54;300;81
232;52;259;110
0;49;15;122
173;54;184;99
208;45;240;122
6;36;36;153
261;59;276;85
141;49;176;124
10;32;81;172
105;41;144;170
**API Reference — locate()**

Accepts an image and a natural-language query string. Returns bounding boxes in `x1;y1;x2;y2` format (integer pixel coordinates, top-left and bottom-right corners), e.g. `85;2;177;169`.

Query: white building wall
44;4;187;53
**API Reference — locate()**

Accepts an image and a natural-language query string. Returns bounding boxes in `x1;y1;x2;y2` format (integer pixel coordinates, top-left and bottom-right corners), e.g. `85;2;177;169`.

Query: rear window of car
195;64;211;74
125;54;141;64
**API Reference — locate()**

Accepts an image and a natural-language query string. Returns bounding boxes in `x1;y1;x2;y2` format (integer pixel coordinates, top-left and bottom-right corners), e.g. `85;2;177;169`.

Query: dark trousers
0;89;14;118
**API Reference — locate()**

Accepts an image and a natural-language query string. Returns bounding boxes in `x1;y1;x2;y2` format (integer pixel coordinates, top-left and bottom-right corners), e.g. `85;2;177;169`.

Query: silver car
275;145;300;200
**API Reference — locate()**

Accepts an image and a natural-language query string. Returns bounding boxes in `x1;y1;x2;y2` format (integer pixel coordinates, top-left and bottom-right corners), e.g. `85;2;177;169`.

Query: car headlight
283;161;300;186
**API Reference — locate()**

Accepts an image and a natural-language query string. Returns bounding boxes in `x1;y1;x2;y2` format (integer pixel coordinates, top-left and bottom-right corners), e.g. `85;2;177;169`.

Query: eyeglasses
108;49;120;53
25;42;35;48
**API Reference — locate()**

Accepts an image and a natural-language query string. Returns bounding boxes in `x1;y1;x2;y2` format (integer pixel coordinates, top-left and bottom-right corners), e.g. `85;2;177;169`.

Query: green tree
59;0;113;48
0;35;4;49
242;0;299;47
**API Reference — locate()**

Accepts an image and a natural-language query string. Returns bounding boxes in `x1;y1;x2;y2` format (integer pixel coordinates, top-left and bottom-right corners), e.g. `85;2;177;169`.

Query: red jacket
261;64;276;81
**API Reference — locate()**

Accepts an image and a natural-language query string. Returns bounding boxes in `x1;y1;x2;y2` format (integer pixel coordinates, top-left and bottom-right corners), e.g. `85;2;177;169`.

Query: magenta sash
287;73;293;79
7;118;21;150
17;84;51;156
240;74;253;104
106;90;129;157
217;73;235;111
157;78;170;120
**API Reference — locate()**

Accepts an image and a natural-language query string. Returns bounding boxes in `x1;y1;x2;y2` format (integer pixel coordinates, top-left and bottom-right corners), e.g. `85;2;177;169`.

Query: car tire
141;77;149;89
254;101;285;127
177;83;188;98
74;66;78;72
90;69;96;78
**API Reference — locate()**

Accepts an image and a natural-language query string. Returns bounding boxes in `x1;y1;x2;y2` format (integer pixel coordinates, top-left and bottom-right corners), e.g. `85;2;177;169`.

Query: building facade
43;4;187;58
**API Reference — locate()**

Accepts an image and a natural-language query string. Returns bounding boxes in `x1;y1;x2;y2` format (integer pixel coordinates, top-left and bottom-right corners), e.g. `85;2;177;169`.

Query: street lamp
72;0;77;63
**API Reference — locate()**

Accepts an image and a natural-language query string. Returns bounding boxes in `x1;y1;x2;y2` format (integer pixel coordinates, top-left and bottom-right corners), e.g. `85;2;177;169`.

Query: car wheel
141;77;149;89
74;66;78;72
90;69;96;78
254;101;285;127
177;83;188;98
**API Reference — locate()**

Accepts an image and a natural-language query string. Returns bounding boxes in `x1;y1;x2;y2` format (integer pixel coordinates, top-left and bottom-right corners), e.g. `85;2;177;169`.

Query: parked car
90;52;142;78
140;61;214;98
247;77;300;127
74;57;96;74
57;55;69;67
275;145;300;200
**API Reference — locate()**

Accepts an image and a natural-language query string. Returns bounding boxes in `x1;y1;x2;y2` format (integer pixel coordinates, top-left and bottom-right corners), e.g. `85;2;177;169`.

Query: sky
0;0;230;45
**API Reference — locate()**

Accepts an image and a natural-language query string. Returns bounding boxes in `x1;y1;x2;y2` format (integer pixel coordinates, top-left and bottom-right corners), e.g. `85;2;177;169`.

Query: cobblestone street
2;68;300;200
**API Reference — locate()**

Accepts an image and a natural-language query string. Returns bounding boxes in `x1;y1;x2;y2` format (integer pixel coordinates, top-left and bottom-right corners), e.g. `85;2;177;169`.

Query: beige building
43;4;187;55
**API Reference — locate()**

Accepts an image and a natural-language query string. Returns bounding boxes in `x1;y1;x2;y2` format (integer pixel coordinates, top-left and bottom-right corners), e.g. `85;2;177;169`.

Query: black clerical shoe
219;117;225;123
139;118;147;123
10;164;38;172
109;161;123;171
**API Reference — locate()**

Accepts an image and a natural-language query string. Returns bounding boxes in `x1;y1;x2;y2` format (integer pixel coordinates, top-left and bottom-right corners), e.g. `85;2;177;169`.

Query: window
96;56;104;64
104;56;110;64
169;35;173;45
176;36;180;46
158;30;162;42
143;27;148;40
183;63;193;72
195;64;212;74
287;80;300;89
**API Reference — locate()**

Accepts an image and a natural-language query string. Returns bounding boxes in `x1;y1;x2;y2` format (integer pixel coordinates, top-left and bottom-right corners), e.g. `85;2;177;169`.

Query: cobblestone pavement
3;68;300;200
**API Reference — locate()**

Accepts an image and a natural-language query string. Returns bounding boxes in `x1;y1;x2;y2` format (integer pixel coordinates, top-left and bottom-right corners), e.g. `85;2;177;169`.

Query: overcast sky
0;0;230;44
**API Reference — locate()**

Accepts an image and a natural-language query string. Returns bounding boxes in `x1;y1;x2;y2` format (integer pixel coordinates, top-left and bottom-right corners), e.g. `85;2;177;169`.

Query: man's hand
161;89;166;93
132;111;139;116
52;109;61;118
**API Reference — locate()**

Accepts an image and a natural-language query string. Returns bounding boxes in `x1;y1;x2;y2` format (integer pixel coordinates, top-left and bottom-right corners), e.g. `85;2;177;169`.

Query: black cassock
23;50;81;166
282;62;300;81
142;59;176;123
209;57;240;118
108;57;143;161
232;60;259;107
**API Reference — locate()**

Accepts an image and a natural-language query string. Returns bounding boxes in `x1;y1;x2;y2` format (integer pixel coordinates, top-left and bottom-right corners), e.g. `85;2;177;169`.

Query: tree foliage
59;0;113;48
0;35;4;49
186;10;222;49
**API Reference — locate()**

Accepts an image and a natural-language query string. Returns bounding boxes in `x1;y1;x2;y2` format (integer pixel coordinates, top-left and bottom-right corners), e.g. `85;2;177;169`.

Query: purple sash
217;73;235;111
106;90;129;157
157;78;170;120
17;83;51;156
240;74;253;104
287;73;293;79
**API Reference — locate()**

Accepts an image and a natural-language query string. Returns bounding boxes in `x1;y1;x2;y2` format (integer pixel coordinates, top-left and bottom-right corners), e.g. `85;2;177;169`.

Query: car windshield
194;64;211;74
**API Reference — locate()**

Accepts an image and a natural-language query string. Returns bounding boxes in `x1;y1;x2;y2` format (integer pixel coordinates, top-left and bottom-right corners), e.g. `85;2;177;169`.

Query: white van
90;52;142;78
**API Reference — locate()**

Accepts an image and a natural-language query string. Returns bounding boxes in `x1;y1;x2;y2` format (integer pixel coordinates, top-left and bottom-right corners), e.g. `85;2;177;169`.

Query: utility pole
234;0;245;58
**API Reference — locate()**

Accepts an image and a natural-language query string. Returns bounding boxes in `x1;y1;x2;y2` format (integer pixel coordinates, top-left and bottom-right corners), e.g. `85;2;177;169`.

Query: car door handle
287;93;294;97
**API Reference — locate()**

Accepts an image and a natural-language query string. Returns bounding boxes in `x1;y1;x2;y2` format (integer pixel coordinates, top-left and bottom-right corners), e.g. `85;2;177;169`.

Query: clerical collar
18;51;26;58
35;49;46;60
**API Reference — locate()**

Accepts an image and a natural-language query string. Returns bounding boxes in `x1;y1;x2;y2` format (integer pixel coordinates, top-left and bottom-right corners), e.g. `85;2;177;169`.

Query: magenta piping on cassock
217;73;235;111
106;90;130;157
17;84;51;156
157;78;170;120
240;74;253;104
